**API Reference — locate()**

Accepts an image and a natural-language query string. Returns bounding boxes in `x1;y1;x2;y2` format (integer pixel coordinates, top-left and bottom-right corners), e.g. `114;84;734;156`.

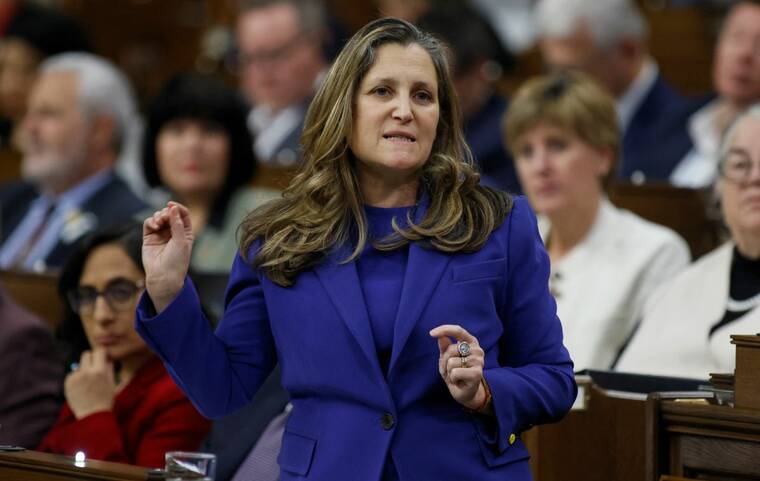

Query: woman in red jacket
38;223;210;468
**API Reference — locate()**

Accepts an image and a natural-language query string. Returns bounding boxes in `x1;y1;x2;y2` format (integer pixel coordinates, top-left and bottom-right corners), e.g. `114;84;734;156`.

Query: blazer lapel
315;246;384;379
388;202;452;378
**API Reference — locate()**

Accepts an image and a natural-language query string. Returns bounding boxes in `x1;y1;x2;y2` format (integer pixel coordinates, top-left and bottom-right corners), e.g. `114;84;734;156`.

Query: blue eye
373;86;391;97
414;90;433;102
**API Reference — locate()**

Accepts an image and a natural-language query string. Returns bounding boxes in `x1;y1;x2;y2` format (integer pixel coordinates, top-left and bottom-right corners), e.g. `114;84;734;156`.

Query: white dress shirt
669;99;722;188
617;58;658;135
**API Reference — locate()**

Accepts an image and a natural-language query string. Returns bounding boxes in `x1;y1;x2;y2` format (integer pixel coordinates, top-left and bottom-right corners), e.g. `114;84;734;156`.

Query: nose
19;111;37;136
391;95;413;123
91;295;115;325
181;128;203;149
748;162;760;185
528;147;553;175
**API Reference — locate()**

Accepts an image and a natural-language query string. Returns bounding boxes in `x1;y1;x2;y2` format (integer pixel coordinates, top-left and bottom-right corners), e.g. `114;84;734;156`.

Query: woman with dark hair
142;73;278;272
38;223;210;467
138;18;575;480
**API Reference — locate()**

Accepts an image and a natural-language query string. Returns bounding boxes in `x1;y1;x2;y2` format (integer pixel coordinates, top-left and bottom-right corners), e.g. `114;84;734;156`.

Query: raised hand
142;202;194;313
429;324;491;414
64;349;117;419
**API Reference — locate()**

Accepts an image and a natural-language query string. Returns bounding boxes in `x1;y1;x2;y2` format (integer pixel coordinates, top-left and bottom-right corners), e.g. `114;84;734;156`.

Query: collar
688;98;722;160
538;197;614;269
46;168;114;210
617;57;658;132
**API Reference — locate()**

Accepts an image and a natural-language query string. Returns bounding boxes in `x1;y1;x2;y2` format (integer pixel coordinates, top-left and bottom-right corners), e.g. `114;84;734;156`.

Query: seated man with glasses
235;0;329;170
37;223;210;468
616;104;760;379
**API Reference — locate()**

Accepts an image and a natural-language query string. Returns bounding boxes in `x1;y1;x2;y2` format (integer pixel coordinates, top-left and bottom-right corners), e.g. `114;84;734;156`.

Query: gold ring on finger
461;356;468;368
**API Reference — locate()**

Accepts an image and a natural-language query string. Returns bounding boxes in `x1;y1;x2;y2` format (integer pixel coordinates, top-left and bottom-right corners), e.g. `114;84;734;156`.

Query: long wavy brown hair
240;17;512;286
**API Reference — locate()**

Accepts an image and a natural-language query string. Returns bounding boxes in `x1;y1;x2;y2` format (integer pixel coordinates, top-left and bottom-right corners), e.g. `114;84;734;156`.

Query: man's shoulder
84;174;148;218
0;180;37;205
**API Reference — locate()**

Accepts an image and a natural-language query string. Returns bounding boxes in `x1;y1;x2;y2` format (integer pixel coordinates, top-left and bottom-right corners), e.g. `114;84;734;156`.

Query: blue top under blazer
136;195;576;481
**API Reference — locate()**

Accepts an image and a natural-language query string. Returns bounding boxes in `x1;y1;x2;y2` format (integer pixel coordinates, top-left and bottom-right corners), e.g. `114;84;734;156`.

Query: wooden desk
525;380;648;481
0;270;63;329
647;395;760;480
0;449;150;481
609;183;721;259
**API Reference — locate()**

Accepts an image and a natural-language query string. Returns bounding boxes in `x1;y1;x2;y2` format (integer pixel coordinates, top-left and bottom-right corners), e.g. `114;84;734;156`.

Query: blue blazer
619;74;705;182
136;196;576;481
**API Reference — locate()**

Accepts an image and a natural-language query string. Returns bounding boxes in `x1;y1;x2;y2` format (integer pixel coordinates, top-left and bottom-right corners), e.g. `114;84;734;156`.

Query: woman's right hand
142;201;194;313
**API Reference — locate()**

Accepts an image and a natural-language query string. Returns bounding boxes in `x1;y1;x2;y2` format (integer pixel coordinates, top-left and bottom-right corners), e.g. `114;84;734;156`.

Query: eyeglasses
719;150;760;184
67;277;144;316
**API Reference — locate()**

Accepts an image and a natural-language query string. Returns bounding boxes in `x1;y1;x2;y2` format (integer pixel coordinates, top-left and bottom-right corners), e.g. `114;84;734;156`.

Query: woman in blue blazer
137;18;575;481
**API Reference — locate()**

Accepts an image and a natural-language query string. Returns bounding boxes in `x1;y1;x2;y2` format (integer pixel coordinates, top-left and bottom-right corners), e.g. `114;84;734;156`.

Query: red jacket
37;356;210;468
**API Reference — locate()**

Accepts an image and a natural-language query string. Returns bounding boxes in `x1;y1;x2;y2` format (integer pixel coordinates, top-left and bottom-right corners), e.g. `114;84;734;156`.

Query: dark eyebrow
412;80;436;91
726;147;750;157
367;77;398;86
365;77;436;91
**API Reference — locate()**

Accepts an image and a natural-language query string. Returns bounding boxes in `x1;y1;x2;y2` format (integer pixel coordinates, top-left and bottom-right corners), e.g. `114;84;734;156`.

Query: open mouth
383;132;416;143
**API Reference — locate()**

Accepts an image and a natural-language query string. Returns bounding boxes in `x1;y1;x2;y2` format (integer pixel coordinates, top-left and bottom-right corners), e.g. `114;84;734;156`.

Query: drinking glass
164;451;216;480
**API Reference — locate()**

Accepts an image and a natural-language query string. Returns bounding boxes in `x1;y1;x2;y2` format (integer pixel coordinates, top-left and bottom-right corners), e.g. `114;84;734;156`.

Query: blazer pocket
277;429;317;476
452;258;506;283
476;434;530;468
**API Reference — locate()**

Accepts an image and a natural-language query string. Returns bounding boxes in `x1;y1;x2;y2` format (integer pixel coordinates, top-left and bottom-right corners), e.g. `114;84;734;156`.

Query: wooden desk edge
0;450;149;480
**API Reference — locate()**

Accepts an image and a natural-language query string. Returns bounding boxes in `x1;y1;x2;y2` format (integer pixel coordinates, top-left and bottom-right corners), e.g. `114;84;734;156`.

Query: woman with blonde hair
504;71;690;371
137;18;575;480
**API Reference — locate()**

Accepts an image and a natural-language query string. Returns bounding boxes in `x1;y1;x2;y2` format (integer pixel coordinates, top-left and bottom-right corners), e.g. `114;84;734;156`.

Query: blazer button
380;412;395;430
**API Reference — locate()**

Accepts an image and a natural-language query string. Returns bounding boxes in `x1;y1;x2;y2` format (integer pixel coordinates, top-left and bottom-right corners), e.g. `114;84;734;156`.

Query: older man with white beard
0;52;146;272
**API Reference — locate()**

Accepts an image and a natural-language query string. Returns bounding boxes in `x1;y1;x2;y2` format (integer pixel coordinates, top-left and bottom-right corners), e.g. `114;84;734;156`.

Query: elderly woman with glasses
617;104;760;379
37;224;210;467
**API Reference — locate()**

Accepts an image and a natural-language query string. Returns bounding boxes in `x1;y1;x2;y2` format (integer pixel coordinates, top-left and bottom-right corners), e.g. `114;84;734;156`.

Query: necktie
231;407;290;481
10;201;56;269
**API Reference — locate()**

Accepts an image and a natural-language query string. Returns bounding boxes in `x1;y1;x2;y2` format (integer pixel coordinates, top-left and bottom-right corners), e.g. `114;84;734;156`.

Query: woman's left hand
64;349;117;420
429;324;490;412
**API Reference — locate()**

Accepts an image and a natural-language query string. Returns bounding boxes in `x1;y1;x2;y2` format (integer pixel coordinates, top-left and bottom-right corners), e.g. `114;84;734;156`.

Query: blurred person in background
142;73;279;273
0;53;147;272
617;104;760;378
0;284;62;448
504;71;690;371
375;0;431;22
38;223;210;467
417;3;521;193
0;2;90;149
535;0;699;184
670;1;760;188
235;0;328;169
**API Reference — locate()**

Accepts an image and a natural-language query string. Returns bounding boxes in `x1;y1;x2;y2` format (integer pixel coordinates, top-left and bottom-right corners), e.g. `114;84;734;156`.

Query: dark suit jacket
257;101;308;167
0;172;148;269
0;285;63;447
466;94;522;194
202;365;289;481
137;196;576;481
618;74;706;182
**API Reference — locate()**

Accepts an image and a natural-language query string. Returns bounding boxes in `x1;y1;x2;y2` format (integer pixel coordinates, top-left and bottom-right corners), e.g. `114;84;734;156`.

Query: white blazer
616;242;759;379
539;199;691;371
